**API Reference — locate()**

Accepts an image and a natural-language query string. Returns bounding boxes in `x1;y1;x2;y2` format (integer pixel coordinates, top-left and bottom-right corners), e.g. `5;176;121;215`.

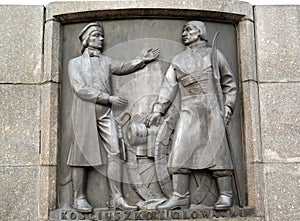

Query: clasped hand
145;112;161;127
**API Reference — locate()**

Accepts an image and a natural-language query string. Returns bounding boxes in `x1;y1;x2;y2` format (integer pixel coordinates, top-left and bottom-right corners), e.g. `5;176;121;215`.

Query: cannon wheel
154;113;178;198
126;145;160;200
125;115;162;201
154;113;217;204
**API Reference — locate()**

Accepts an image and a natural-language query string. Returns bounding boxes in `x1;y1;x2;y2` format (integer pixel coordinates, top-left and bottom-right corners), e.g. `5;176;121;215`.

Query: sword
211;32;243;207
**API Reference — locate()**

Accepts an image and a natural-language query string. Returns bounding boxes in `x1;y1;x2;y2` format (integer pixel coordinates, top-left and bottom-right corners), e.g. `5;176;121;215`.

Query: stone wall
0;5;45;221
254;5;300;221
0;1;299;221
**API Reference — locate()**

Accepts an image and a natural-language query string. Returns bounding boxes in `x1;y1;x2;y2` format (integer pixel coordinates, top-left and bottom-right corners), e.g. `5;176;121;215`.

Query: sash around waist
179;76;217;96
179;72;213;87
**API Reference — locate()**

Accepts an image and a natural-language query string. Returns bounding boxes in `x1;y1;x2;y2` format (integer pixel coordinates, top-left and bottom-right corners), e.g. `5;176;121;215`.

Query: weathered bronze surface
67;22;159;213
146;20;237;211
51;18;250;220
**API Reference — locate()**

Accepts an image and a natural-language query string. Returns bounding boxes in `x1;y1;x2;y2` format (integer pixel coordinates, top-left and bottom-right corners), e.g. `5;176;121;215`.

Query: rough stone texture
241;81;264;216
259;83;300;163
238;20;257;82
0;85;41;166
241;81;262;163
255;5;300;221
39;166;57;220
40;83;59;166
0;5;44;84
43;21;61;83
255;6;300;83
244;163;265;217
264;163;300;221
0;166;39;220
0;5;44;221
46;0;253;22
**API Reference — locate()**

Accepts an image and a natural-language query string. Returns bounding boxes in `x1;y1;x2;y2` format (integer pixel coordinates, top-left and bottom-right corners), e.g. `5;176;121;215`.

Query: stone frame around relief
41;1;263;220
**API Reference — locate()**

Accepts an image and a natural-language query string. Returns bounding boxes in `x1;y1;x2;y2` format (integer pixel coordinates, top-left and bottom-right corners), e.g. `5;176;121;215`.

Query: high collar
187;41;207;53
84;47;102;57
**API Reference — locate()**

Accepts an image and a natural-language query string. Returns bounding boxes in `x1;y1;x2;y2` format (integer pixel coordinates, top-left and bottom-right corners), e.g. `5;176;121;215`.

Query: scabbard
212;32;243;207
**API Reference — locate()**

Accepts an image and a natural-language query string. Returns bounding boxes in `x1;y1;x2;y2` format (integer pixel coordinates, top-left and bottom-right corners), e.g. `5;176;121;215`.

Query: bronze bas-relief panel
55;18;247;219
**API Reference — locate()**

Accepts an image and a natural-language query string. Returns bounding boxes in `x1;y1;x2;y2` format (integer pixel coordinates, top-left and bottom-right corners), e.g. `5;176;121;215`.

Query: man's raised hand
142;48;160;63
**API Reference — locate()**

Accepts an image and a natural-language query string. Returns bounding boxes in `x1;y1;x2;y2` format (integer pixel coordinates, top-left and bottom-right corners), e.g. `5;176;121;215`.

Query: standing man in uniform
68;22;160;213
147;21;237;210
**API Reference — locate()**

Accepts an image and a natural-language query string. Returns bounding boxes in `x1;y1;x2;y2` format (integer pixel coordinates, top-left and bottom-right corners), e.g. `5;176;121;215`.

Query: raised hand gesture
141;48;160;63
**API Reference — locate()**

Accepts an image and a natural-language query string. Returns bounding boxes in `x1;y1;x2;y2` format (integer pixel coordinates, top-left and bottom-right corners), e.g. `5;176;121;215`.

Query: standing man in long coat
147;21;237;210
67;22;159;213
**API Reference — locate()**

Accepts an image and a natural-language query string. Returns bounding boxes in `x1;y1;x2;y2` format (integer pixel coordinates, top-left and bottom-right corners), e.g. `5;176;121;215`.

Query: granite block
241;81;262;163
43;21;61;83
259;83;300;163
40;83;59;166
264;163;300;221
39;166;57;220
255;6;300;82
0;5;44;83
238;20;257;82
0;166;39;221
0;85;40;166
46;0;253;22
223;0;254;21
245;163;265;217
0;167;9;220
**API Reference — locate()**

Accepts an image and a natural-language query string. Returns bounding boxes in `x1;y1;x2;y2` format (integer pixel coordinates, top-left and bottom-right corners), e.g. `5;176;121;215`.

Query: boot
157;192;190;210
73;198;93;213
107;156;138;211
157;174;190;210
72;167;93;213
112;196;139;211
214;176;233;210
107;180;138;211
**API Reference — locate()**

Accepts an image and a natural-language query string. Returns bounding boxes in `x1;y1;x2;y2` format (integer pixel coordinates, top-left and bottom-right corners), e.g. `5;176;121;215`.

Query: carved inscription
53;207;255;220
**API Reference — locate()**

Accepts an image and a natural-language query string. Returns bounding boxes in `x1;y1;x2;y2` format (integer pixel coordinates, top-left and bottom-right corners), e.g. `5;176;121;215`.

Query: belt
179;71;212;87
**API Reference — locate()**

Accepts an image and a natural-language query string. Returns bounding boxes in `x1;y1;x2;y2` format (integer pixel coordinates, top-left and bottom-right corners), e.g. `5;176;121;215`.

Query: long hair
81;37;89;54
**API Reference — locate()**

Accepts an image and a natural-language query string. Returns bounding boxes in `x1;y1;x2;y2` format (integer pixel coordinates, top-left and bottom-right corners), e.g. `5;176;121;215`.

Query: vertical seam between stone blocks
39;6;46;157
236;18;259;209
237;6;266;217
236;21;248;207
38;29;43;221
39;18;61;220
39;6;47;221
253;5;267;220
253;5;264;164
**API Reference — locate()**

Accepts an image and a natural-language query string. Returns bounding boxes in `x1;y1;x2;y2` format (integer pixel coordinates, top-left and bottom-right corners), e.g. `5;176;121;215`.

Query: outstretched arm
141;48;160;63
110;48;160;75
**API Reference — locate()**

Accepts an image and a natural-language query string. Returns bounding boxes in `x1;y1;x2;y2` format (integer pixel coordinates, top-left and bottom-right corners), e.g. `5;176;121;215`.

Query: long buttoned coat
154;43;237;172
67;48;145;166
